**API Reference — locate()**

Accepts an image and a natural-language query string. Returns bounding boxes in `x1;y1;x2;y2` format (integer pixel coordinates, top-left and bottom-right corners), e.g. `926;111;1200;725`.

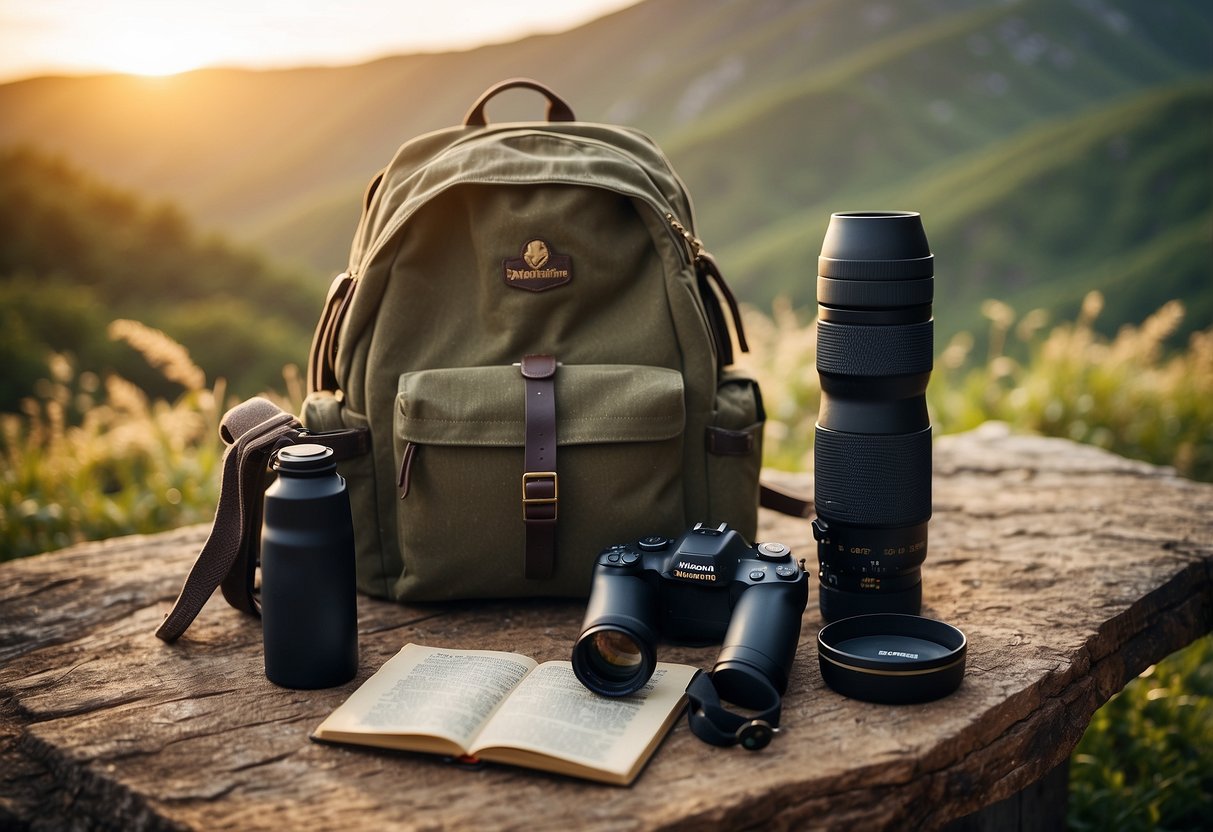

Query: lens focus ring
816;320;933;378
814;426;932;527
817;276;934;308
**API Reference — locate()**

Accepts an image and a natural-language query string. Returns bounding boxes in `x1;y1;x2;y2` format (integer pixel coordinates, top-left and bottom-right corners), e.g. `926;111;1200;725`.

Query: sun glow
0;1;645;84
103;45;207;78
78;16;215;77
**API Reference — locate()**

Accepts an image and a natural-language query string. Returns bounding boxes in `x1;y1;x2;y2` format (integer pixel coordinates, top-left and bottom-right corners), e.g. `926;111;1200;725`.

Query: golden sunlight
0;1;644;83
83;17;214;77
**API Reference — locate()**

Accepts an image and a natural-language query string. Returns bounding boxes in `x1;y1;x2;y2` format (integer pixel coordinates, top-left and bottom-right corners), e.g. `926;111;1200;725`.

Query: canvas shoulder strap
155;397;367;642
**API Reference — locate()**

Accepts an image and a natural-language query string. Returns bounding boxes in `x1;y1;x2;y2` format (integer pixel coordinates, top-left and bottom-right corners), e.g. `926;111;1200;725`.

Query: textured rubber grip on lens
816;320;933;377
816;276;933;308
814;426;931;527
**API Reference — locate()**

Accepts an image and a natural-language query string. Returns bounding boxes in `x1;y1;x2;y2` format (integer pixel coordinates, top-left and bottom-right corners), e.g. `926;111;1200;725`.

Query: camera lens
813;211;933;622
572;625;655;696
587;631;643;679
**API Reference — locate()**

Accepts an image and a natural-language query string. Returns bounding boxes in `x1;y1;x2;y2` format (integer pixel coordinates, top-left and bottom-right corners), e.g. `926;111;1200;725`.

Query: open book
312;643;698;786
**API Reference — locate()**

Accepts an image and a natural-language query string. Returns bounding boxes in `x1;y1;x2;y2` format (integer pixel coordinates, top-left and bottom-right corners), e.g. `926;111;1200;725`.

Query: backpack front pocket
393;363;686;601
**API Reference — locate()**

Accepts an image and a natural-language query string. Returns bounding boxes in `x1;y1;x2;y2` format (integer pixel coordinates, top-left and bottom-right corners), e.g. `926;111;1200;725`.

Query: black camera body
572;523;807;709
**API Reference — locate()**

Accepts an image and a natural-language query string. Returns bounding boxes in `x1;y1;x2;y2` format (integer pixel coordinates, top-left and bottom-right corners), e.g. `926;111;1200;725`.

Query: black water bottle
261;443;358;688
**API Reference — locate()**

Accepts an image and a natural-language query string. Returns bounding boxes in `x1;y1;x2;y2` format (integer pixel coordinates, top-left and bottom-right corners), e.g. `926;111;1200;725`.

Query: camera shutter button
757;542;790;561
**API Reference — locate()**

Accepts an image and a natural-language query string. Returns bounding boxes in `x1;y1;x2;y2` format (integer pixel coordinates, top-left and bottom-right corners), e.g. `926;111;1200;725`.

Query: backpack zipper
666;213;749;354
666;213;704;261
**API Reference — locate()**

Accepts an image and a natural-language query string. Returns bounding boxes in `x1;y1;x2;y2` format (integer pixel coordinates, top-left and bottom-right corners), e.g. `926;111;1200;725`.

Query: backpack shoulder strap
155;398;368;642
155;398;298;641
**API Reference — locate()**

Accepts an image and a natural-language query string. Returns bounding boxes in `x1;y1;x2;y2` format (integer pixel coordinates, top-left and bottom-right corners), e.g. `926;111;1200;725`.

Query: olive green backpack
157;79;806;639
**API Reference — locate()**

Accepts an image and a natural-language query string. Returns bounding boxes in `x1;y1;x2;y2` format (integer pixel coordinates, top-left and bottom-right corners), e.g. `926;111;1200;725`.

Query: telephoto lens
812;211;933;621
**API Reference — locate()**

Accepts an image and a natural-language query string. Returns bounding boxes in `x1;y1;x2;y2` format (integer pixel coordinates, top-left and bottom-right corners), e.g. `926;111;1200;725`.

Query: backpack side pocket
302;392;388;599
704;373;765;541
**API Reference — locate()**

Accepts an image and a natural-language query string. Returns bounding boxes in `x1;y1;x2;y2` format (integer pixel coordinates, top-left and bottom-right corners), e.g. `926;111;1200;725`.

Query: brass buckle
522;471;558;521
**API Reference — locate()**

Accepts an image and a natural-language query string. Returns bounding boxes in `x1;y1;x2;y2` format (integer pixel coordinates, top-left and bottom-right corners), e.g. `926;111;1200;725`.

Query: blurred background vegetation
0;0;1209;827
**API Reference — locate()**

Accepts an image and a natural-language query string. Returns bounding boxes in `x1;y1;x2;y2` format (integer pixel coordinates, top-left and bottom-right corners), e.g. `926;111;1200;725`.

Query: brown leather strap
706;423;760;456
520;354;558;580
464;78;575;127
759;482;814;519
698;252;749;355
307;272;354;395
156;399;297;641
156;398;369;642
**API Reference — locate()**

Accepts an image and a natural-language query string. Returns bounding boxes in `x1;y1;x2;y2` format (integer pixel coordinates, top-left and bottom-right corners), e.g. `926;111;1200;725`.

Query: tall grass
932;293;1213;482
0;319;303;561
740;291;1213;482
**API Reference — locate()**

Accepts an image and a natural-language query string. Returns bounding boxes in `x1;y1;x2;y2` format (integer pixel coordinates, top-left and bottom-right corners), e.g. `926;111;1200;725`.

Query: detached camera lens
572;625;655;697
813;210;934;621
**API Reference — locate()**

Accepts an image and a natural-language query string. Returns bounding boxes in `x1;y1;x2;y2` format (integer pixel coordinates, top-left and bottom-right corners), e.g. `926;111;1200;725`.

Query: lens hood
817;614;965;704
818;211;933;280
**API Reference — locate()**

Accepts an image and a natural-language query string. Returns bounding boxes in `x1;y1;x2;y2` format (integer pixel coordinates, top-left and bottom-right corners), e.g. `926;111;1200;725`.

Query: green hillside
725;80;1213;344
0;148;322;409
0;0;1209;387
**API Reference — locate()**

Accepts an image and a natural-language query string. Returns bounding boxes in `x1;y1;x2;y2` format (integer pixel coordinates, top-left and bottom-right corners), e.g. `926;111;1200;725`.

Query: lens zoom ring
814;427;932;527
817;276;933;308
816;320;933;377
818;255;933;280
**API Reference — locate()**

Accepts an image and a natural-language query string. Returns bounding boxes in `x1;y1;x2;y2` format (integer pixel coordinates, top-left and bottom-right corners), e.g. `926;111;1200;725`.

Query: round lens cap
817;613;966;704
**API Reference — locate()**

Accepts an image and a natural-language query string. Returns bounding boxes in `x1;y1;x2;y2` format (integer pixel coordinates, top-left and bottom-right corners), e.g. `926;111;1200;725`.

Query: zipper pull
667;213;705;261
398;442;418;499
667;213;749;355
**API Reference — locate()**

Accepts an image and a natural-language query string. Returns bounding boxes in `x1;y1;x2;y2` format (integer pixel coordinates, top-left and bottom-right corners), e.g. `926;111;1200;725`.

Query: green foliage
0;276;117;406
1068;635;1213;831
0;147;323;409
0;345;224;561
933;292;1213;482
0;319;305;562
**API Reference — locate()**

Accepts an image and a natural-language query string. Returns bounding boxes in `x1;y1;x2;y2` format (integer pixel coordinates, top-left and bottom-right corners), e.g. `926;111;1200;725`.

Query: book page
469;661;697;776
314;644;537;750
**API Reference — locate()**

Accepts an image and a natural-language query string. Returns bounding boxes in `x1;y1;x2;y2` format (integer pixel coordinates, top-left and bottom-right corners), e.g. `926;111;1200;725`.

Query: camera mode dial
756;541;791;561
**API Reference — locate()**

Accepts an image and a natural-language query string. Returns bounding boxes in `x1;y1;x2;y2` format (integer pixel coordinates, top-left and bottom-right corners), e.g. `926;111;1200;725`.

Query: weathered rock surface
2;424;1210;830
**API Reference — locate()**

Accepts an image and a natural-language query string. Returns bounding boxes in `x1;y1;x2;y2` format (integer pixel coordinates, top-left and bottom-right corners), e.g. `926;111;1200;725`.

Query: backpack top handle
464;78;576;127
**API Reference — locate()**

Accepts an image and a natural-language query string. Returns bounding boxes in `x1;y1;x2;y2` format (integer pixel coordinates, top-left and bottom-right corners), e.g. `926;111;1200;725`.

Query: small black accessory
817;613;966;704
685;670;782;751
571;523;808;703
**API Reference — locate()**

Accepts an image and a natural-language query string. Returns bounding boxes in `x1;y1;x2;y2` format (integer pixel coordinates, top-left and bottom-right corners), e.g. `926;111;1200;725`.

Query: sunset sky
0;0;641;82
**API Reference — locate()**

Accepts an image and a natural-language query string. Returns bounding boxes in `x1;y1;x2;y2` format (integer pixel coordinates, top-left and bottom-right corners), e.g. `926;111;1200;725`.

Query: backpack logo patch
503;239;572;292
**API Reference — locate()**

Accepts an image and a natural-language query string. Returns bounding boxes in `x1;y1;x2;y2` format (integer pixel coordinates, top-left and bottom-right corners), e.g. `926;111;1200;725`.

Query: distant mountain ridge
1;0;1209;343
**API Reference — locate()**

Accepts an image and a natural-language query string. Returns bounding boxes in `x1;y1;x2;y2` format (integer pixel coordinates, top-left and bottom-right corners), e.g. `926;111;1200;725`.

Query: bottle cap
274;443;335;472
